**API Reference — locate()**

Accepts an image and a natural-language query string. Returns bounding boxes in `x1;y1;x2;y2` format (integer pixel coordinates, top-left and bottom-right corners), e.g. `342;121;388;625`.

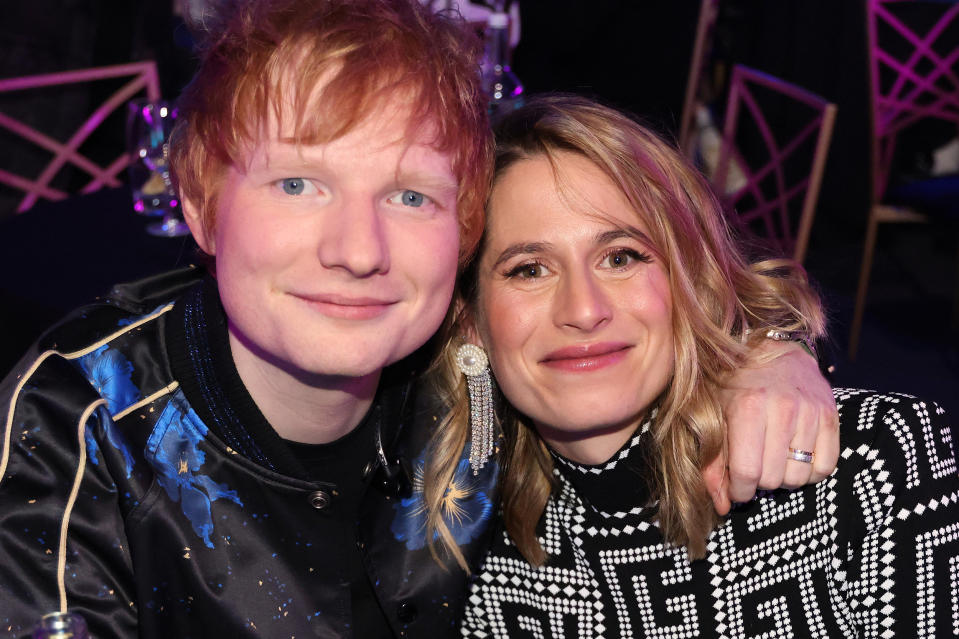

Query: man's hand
703;339;838;515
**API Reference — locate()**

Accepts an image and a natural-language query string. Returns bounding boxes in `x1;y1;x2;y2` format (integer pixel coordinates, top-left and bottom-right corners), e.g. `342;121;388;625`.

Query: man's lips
540;342;633;372
290;292;399;320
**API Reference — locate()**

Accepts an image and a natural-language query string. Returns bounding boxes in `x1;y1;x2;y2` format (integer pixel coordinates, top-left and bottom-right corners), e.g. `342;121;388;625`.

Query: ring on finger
787;447;814;464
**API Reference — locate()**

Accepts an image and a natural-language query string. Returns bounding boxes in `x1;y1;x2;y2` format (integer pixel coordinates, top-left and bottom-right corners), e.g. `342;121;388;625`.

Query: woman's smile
539;342;633;372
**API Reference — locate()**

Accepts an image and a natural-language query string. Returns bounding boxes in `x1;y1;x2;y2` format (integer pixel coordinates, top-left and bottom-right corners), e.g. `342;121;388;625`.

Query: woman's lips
291;292;398;320
540;342;633;372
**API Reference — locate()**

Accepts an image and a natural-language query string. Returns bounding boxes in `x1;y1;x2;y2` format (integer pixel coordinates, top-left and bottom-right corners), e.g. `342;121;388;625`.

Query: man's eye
279;178;310;195
393;190;427;207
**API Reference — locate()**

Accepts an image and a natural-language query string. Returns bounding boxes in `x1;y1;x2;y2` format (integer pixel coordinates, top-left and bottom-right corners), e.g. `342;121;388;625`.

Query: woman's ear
466;325;486;350
453;295;486;349
456;303;486;350
181;196;215;254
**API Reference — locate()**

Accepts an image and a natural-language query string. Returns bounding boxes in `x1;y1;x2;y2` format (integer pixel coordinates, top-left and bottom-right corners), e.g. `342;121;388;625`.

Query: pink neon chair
712;64;838;264
850;0;959;357
0;61;160;214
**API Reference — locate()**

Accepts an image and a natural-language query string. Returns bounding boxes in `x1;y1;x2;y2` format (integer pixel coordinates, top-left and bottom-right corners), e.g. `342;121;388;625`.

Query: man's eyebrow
490;242;552;270
395;170;458;192
247;146;316;172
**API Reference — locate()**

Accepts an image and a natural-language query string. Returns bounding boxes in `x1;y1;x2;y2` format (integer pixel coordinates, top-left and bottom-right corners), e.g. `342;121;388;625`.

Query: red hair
169;0;492;263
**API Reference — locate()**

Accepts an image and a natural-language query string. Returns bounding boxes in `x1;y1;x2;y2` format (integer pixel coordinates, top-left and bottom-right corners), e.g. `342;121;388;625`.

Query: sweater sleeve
0;349;139;639
834;389;959;637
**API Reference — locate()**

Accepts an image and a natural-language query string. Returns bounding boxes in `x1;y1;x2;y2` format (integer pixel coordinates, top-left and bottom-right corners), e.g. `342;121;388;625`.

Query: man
0;1;836;637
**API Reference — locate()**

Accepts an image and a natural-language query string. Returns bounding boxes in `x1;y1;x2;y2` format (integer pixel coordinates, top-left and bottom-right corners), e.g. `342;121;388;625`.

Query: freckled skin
186;100;460;387
182;94;462;445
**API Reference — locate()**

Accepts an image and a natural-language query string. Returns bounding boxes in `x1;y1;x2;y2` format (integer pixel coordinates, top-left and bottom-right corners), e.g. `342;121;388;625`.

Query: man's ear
181;195;215;254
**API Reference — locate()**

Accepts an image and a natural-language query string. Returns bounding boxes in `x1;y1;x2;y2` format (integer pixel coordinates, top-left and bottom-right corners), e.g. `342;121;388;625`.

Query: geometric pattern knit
462;389;959;638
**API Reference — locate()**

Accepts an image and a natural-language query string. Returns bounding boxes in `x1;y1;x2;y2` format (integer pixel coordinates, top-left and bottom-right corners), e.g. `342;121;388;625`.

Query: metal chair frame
713;64;837;264
850;0;959;356
679;0;720;157
0;61;160;213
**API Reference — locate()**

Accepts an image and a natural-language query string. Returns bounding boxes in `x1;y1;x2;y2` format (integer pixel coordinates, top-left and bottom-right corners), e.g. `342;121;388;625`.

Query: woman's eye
600;248;650;269
505;262;549;279
278;178;314;196
391;189;428;207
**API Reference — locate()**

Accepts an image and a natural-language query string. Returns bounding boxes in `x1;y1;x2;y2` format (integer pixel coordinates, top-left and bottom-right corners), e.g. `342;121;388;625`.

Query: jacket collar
166;274;417;481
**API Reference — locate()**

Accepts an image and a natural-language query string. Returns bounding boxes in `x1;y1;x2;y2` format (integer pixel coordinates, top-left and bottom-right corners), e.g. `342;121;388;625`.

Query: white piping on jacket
1;302;177;613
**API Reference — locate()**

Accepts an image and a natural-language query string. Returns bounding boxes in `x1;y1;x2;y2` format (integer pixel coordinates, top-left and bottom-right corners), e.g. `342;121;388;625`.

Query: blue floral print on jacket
76;346;140;476
83;408;137;478
391;449;496;550
76;344;140;415
146;390;243;548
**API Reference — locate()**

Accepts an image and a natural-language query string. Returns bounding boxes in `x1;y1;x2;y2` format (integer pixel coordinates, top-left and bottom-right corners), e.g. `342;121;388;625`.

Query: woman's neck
536;412;646;465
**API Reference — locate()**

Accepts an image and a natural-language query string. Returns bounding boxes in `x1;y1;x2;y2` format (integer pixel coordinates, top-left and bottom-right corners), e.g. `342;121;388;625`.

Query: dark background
1;0;956;413
510;0;958;415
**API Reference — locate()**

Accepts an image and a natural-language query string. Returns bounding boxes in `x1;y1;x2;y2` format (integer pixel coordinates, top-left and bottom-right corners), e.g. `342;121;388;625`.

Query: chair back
679;0;720;156
868;0;959;204
0;61;160;214
713;64;837;263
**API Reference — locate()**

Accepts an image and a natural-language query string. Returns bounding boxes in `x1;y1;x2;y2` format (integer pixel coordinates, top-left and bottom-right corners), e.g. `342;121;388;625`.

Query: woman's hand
703;340;839;515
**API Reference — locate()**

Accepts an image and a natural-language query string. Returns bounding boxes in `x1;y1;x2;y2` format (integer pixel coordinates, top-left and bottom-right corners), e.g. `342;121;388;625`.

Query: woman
442;96;958;637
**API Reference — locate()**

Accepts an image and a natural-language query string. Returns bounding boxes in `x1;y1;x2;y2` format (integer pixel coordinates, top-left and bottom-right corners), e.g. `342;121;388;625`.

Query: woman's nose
552;268;611;332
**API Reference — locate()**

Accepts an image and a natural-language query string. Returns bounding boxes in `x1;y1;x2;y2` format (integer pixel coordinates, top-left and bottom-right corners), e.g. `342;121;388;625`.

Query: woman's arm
704;339;838;514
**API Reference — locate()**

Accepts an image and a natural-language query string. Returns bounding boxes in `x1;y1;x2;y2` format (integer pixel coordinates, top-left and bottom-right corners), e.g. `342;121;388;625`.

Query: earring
455;343;495;474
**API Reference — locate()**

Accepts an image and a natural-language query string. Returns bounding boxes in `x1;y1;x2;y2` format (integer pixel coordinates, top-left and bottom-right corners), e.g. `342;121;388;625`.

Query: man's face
185;97;460;382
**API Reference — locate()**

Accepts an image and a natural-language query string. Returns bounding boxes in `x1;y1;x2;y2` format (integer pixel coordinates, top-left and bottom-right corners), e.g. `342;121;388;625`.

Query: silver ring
787;447;814;464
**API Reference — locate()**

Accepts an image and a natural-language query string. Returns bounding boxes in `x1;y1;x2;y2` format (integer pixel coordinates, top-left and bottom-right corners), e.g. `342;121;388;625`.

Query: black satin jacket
0;268;498;638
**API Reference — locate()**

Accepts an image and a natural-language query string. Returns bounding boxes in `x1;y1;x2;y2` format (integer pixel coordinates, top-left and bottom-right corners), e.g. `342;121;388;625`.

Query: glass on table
32;611;89;638
125;99;189;237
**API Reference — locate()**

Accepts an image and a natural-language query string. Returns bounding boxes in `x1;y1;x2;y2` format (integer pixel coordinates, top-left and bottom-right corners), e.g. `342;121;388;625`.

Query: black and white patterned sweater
462;389;959;638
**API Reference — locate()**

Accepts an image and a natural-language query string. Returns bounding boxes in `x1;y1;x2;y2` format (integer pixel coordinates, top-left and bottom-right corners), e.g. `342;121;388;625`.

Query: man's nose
316;199;390;277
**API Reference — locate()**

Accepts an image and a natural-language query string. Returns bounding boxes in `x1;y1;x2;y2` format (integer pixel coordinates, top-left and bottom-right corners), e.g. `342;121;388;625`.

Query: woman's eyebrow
490;242;552;269
490;226;652;269
594;226;652;246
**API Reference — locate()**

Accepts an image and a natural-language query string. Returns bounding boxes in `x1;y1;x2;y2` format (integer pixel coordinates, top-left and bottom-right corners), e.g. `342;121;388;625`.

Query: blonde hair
425;94;825;566
168;0;492;263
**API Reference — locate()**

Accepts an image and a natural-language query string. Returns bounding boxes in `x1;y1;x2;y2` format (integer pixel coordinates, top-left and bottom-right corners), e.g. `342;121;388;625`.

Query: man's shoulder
2;267;204;406
834;387;948;443
35;267;203;355
834;387;955;499
106;266;204;312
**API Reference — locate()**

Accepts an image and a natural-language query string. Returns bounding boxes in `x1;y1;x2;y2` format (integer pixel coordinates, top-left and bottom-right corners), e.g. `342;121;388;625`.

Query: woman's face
474;152;675;464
